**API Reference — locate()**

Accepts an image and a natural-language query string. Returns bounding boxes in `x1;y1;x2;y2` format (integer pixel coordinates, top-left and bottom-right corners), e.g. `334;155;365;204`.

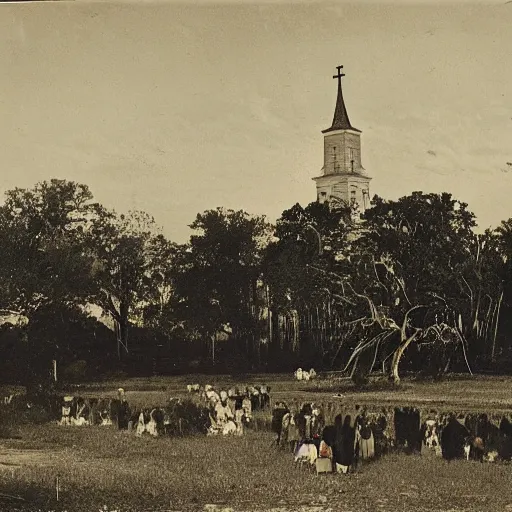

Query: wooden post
56;475;59;502
52;360;57;383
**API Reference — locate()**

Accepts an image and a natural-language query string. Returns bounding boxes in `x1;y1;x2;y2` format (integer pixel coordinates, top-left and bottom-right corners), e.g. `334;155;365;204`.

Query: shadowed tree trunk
389;330;420;385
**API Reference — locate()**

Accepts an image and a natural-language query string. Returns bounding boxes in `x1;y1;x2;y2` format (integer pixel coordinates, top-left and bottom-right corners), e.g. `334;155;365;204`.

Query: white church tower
313;66;371;214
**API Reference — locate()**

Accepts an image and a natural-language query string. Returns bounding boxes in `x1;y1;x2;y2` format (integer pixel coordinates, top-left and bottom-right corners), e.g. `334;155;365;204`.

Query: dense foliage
1;180;511;385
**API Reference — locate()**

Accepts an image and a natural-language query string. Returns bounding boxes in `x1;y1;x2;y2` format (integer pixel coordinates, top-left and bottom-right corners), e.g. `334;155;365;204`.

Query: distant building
313;66;371;215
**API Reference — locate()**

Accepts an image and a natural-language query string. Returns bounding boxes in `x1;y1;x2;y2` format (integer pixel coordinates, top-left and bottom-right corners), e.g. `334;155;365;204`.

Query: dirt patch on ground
0;444;64;469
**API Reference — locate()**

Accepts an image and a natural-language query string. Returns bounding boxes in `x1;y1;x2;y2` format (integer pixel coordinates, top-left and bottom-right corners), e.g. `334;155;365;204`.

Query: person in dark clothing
441;416;469;461
296;412;307;441
271;402;289;447
117;399;130;430
116;388;130;430
310;405;324;452
500;417;512;438
498;417;512;460
334;414;356;473
394;407;421;453
322;424;337;448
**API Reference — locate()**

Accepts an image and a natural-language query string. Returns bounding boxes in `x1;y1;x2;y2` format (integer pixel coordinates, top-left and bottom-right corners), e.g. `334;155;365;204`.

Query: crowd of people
189;382;271;436
271;401;512;473
272;401;379;474
58;392;126;427
55;384;272;438
19;383;512;468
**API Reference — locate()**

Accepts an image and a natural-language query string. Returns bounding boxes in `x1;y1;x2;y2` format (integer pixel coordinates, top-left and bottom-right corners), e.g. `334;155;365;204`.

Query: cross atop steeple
333;65;345;82
322;65;360;134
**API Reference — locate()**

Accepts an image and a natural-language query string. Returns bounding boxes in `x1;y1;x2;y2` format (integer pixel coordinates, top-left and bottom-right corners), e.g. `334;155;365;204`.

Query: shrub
165;399;210;435
62;359;88;382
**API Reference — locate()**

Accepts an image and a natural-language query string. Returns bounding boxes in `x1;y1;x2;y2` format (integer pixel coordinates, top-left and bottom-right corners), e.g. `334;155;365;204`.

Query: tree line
1;179;512;387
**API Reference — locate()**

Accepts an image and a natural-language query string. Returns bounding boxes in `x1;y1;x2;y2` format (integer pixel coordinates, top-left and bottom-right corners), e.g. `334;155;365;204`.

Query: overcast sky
1;1;511;242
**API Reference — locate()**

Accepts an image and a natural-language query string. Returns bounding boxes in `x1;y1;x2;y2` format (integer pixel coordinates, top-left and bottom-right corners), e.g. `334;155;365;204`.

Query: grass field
2;374;512;512
61;372;512;412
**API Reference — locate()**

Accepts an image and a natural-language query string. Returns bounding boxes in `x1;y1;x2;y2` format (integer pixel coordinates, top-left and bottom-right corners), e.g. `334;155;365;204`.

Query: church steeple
312;65;371;214
322;65;361;134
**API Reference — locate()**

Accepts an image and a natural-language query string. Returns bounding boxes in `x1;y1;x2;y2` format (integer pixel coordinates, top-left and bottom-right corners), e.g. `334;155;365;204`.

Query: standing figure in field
287;410;300;454
116;388;130;430
227;393;237;416
242;395;252;422
235;408;246;436
334;414;356;474
355;415;375;462
441;415;469;461
259;384;270;410
321;422;337;471
280;410;291;448
294;406;319;466
271;401;289;447
310;405;325;451
249;387;260;412
296;403;313;441
421;419;442;457
88;398;100;426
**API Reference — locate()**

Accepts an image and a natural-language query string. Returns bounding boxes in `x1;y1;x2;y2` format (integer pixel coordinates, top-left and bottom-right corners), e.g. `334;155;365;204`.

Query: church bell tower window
349;148;355;172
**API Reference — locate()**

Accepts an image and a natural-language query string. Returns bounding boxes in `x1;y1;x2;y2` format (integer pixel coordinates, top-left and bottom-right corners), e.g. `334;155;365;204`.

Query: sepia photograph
1;0;512;511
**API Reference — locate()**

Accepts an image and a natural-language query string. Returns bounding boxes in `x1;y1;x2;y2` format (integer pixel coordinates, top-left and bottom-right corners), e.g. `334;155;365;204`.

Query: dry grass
3;374;512;511
2;424;512;512
0;425;512;512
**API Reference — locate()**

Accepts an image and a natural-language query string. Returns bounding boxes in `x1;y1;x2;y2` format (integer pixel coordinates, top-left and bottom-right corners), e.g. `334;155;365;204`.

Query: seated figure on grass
59;396;74;426
98;399;113;426
136;408;161;437
315;438;334;474
71;397;90;426
216;396;236;434
207;395;237;436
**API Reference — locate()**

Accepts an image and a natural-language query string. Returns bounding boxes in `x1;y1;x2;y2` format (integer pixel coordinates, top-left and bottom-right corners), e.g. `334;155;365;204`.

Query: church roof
322;68;361;134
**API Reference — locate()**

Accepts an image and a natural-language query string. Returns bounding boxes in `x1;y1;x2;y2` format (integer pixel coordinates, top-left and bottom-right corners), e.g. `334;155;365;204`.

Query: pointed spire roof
322;65;361;134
